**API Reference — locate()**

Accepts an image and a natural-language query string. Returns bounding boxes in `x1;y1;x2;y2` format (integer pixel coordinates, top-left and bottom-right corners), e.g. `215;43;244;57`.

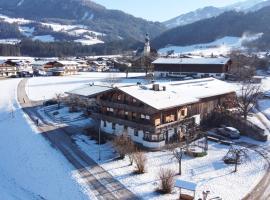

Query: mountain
164;0;268;28
0;0;165;42
153;6;270;50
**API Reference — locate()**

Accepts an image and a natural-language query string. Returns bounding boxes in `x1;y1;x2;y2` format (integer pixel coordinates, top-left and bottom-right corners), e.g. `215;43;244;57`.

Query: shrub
158;168;175;194
113;134;132;159
133;151;147;174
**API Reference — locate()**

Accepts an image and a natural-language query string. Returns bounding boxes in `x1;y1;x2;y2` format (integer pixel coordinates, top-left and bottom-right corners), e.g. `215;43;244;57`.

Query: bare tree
237;82;261;121
223;145;249;172
158;168;175;194
133;151;147;174
126;140;136;165
55;93;63;109
113;134;133;159
107;73;119;85
230;51;268;80
172;147;184;175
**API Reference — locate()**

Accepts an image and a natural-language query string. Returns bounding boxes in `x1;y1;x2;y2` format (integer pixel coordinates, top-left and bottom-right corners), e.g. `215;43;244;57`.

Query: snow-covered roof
56;61;79;65
67;84;112;97
0;60;6;65
152;57;230;65
119;78;234;110
175;179;197;191
68;78;235;110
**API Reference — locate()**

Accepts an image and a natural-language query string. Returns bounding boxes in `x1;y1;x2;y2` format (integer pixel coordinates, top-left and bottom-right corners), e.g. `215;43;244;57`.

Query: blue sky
94;0;246;22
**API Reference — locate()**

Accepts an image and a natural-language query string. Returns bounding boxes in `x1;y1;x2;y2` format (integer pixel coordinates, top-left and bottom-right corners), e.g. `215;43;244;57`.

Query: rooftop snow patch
68;78;235;110
119;78;234;110
152;57;230;65
67;84;113;97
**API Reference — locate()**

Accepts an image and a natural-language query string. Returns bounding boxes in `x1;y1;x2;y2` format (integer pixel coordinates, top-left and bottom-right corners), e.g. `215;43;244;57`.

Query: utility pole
98;123;101;161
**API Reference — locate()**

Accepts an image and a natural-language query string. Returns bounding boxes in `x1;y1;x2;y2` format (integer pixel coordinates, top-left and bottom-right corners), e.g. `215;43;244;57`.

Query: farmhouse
153;57;232;79
68;78;235;149
49;61;78;76
0;60;17;77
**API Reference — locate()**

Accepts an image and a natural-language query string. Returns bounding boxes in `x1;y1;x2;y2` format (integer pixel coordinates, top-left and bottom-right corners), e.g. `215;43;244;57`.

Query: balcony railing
91;112;155;132
97;99;156;114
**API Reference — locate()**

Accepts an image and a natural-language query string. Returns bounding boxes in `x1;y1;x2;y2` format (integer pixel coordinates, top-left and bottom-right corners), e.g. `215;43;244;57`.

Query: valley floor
1;72;270;200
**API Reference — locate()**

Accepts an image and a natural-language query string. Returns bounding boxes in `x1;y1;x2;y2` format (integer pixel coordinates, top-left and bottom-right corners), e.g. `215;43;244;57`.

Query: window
132;112;137;119
181;110;186;117
145;115;150;120
155;118;161;126
134;129;139;136
124;126;128;131
125;111;129;116
141;114;145;119
133;98;137;103
117;95;121;101
144;131;150;140
152;135;158;141
104;121;107;127
112;123;116;130
159;134;164;140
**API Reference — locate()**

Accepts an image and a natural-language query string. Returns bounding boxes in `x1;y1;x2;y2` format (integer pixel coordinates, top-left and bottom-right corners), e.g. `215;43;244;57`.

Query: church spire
144;33;151;56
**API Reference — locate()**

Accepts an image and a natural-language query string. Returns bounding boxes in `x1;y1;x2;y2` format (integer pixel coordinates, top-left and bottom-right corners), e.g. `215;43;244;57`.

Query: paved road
242;110;270;200
17;79;138;200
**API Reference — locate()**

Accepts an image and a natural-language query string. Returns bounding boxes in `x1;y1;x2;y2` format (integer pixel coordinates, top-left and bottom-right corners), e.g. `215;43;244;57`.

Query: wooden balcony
156;117;195;131
90;110;196;134
97;99;156;114
91;112;155;132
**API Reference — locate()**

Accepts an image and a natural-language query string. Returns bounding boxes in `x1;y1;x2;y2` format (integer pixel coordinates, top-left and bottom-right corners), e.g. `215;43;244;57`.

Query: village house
49;61;78;76
0;60;17;77
68;78;235;149
152;57;232;79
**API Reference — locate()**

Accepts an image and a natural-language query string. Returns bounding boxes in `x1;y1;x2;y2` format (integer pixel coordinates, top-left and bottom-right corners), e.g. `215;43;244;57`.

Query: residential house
153;57;232;79
50;61;78;76
67;78;235;149
0;60;17;77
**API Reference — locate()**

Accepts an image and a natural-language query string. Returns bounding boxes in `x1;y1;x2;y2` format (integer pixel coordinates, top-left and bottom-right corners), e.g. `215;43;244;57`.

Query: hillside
164;0;268;28
153;6;270;50
0;0;165;42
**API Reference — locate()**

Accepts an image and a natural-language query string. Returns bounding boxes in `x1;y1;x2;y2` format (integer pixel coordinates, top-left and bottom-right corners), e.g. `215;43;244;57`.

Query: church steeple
144;33;151;56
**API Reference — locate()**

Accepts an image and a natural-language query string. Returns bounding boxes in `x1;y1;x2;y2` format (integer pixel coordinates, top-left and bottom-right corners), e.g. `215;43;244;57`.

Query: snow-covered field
26;72;144;101
159;33;263;56
33;35;55;42
2;73;270;200
0;79;90;200
74;135;266;200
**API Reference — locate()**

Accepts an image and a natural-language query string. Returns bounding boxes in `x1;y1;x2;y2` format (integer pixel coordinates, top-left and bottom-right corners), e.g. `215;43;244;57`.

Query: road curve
17;78;139;200
242;110;270;200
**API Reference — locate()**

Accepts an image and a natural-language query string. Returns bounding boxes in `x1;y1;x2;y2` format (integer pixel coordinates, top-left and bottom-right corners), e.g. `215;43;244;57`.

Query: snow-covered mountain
0;0;165;42
164;0;269;28
0;14;105;45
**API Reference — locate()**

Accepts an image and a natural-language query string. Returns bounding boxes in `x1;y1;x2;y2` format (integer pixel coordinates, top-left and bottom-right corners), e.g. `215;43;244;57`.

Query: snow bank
0;79;89;200
26;72;144;101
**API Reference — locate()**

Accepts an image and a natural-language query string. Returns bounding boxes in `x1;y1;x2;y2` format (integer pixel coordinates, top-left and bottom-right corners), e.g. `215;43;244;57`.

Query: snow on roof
67;78;235;110
152;57;230;65
175;179;197;191
119;78;235;110
67;84;112;97
0;60;6;65
56;61;79;65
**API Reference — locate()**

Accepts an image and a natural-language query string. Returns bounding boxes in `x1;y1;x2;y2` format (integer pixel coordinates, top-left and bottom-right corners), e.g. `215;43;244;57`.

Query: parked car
43;100;58;106
264;91;270;98
217;127;240;139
